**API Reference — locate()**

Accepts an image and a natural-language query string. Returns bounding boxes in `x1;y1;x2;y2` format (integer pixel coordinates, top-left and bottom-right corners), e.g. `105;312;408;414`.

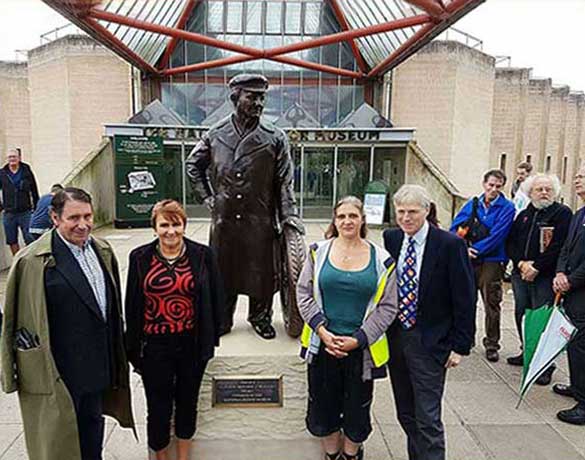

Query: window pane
265;2;282;34
285;3;302;34
226;1;243;33
246;1;262;33
207;1;224;33
304;3;321;35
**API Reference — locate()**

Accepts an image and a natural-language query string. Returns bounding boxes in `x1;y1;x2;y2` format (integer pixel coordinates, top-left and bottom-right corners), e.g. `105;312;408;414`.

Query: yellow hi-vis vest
300;247;395;368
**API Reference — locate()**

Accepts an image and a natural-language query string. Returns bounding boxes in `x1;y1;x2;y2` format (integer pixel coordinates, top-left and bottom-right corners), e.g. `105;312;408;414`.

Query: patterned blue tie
398;237;418;330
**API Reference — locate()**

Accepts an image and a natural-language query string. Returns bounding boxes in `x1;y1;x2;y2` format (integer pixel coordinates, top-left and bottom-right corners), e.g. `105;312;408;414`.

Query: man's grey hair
393;184;432;210
522;173;561;199
6;148;20;156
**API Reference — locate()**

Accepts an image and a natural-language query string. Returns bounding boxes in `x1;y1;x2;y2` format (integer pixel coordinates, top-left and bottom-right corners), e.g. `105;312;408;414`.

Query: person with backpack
450;169;515;363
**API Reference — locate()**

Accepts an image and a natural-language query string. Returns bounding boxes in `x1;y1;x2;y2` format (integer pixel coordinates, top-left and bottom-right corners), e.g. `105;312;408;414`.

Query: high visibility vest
300;247;395;368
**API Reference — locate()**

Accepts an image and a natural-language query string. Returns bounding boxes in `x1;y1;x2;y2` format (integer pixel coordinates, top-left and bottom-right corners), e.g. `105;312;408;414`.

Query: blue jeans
3;211;34;245
510;272;554;342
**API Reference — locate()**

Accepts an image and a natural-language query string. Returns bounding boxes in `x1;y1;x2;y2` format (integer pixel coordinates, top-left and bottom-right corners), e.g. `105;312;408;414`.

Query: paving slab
445;382;542;425
378;423;490;460
466;423;585;460
0;426;22;459
550;422;585;457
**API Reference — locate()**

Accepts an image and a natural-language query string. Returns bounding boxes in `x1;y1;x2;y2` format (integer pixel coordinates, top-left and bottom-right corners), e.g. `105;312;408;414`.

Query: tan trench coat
0;231;135;460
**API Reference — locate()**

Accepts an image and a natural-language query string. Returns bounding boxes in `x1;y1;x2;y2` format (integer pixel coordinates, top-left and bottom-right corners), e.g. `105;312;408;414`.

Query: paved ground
0;222;584;459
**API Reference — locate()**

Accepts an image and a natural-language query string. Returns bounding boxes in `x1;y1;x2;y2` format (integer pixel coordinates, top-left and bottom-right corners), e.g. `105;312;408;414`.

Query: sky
0;0;584;91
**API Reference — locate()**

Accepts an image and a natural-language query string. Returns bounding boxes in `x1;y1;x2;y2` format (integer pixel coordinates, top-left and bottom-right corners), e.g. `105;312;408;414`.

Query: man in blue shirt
29;184;63;240
0;148;39;255
450;169;515;362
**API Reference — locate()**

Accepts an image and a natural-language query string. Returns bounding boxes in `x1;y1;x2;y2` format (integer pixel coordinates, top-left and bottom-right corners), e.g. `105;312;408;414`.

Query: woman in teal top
297;196;398;460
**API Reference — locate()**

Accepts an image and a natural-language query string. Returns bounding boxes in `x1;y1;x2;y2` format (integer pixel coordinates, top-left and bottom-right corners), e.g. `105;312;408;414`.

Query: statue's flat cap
228;74;269;93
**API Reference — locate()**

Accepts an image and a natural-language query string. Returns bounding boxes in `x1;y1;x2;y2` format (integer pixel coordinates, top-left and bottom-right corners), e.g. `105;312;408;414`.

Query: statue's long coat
186;115;297;299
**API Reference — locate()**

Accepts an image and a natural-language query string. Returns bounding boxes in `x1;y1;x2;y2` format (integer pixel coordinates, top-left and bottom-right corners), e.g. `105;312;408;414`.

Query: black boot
535;364;556;386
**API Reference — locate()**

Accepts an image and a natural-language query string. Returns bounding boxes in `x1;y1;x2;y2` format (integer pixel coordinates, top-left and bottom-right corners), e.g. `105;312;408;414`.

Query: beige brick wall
0;62;32;161
28;35;131;192
561;92;583;206
522;78;552;172
490;68;530;189
391;41;495;197
546;86;569;177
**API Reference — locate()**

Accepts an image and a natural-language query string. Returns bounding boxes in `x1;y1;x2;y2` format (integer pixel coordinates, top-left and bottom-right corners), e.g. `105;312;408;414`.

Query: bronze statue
186;74;305;340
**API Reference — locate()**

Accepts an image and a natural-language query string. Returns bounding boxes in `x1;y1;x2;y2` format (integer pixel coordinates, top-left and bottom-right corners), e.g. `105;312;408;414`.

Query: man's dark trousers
388;324;446;460
70;391;105;460
510;273;555;340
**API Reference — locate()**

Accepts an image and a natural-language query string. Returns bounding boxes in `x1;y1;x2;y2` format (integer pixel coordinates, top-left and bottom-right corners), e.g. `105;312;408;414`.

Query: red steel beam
158;0;199;70
367;21;436;77
86;18;159;74
88;8;265;57
403;0;447;19
328;0;369;73
88;8;430;72
367;0;480;77
162;53;363;79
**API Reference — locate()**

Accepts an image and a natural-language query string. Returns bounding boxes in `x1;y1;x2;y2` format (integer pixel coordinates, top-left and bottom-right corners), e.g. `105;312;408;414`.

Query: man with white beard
505;174;572;384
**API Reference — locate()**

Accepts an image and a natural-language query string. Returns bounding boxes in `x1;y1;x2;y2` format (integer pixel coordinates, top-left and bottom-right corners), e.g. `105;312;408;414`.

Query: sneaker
506;354;523;366
486;349;499;362
553;383;575;398
535;364;556;386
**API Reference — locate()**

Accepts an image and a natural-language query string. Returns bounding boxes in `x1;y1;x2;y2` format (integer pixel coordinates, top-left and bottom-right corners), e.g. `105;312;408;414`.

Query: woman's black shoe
251;320;276;339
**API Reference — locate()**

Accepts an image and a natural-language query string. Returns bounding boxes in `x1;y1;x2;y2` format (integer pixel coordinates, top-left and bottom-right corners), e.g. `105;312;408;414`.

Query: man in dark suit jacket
553;166;585;425
383;185;476;460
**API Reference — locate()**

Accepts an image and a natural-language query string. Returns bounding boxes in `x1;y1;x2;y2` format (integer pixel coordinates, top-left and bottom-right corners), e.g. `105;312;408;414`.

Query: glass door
301;146;335;219
336;147;371;201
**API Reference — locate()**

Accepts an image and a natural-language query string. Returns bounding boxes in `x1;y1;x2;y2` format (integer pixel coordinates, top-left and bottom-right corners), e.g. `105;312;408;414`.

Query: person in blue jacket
450;169;515;363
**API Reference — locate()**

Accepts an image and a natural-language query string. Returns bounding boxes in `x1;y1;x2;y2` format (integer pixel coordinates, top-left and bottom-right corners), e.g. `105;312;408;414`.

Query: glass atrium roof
42;0;484;78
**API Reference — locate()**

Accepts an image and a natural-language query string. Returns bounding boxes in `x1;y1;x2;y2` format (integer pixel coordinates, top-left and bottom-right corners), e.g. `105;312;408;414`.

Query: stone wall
0;62;32;160
28;35;131;192
406;141;466;227
62;138;115;226
490;68;530;188
391;41;495;197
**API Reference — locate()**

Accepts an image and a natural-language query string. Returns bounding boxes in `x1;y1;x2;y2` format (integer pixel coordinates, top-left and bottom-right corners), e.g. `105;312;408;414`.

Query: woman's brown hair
150;199;187;228
324;195;367;239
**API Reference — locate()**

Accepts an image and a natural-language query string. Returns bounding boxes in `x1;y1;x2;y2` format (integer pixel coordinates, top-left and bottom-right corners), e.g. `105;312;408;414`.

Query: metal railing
436;26;483;50
39;23;87;44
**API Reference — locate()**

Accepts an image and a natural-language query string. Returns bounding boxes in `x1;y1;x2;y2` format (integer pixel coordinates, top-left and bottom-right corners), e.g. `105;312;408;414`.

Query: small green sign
114;135;163;163
114;135;165;226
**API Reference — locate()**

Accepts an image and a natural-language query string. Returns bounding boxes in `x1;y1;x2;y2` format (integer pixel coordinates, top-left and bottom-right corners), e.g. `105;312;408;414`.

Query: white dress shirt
397;220;430;281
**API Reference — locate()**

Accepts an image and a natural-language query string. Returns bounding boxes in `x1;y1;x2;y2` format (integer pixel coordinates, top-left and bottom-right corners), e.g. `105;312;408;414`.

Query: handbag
459;197;490;244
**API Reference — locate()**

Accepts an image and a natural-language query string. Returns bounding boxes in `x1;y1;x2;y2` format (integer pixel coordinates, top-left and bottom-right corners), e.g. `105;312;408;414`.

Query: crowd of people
0;76;582;460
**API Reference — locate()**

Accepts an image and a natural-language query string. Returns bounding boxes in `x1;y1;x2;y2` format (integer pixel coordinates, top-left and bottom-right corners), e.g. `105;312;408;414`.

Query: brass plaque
212;375;283;408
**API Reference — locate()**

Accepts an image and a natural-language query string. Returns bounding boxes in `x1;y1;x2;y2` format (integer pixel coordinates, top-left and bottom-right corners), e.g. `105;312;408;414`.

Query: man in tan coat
0;187;134;460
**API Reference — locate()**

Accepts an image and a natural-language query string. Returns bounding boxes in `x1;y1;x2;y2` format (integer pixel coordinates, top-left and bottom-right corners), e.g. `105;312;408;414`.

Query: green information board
114;135;165;227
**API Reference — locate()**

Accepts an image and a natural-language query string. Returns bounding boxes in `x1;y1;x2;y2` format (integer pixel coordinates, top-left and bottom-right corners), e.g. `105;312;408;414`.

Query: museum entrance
105;124;414;223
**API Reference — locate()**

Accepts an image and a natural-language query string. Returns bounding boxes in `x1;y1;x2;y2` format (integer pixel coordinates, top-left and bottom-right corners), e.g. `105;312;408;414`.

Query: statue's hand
204;196;215;212
282;215;305;235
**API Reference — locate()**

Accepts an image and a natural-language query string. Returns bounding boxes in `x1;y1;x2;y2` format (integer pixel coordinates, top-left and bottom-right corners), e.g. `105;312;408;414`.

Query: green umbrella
518;294;577;406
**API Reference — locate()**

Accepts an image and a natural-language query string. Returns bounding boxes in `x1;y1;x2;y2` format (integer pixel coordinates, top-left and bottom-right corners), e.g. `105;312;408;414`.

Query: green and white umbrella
518;294;577;406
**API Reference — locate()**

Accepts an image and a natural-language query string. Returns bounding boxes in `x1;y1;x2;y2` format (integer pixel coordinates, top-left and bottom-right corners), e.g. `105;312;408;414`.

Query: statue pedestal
148;296;321;459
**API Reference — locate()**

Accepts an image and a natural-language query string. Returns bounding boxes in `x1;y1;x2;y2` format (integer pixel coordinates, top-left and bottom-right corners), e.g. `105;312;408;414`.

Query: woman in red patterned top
124;200;224;460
